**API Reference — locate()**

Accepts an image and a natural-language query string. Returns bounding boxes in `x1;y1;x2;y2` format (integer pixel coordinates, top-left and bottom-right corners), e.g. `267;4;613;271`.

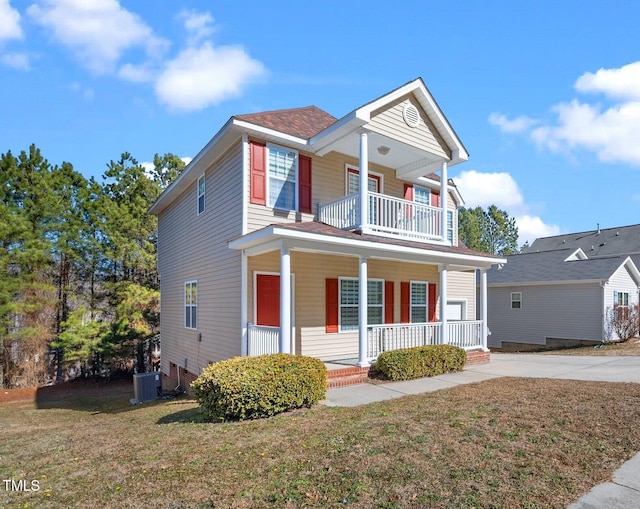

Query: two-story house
149;78;505;390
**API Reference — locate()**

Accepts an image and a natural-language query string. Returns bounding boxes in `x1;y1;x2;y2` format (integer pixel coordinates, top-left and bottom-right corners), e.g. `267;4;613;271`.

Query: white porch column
480;269;489;351
358;256;369;367
440;160;448;243
439;264;448;344
279;247;291;354
240;250;248;356
359;131;369;234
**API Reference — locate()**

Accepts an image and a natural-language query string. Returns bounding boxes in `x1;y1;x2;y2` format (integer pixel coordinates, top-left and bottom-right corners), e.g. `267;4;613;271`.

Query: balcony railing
318;191;443;242
367;321;484;359
247;324;279;356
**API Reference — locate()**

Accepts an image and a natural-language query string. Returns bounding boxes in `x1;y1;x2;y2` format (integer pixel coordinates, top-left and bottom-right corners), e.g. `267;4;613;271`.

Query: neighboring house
149;78;505;390
486;247;640;351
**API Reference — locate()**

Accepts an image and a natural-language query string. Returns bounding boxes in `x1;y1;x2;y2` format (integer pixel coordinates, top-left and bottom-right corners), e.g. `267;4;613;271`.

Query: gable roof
487;249;640;286
234;106;337;139
523;224;640;258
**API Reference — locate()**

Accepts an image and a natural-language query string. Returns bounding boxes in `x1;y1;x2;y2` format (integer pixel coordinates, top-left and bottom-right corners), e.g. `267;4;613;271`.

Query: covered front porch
230;222;503;367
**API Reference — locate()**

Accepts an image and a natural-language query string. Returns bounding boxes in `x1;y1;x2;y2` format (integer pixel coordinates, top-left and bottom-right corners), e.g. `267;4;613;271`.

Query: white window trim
413;184;431;205
410;280;429;323
266;143;299;212
197;174;205;215
185;280;198;330
345;164;384;195
511;291;522;310
338;276;385;332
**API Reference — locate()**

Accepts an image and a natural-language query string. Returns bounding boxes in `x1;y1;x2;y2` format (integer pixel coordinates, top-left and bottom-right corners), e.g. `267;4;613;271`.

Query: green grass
2;377;640;508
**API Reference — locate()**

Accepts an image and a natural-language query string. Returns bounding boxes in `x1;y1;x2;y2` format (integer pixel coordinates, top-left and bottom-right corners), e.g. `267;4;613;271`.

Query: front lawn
1;377;640;508
538;337;640;356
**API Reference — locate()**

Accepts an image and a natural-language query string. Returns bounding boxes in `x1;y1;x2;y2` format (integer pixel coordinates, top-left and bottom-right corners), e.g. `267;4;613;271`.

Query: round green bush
191;354;327;421
376;344;466;381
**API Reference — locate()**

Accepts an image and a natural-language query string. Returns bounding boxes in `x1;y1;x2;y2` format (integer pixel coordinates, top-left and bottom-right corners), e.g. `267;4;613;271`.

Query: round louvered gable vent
403;103;421;128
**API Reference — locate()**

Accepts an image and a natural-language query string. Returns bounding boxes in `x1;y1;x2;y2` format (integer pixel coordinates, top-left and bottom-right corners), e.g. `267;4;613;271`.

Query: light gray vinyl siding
603;264;640;340
487;283;604;347
157;142;243;377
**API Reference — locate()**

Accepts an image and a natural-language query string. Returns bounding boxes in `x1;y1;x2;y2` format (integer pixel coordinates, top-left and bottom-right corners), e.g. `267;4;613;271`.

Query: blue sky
2;1;640;245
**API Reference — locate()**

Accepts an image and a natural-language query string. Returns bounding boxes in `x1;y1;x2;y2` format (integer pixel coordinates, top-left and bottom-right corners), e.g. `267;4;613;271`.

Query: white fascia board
229;226;505;269
355;79;422;119
621;256;640;285
308;112;367;156
233;120;310;149
149;118;236;215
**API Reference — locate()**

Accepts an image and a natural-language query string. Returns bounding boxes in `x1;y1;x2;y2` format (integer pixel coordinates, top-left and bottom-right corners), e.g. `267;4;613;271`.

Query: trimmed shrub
191;354;327;421
376;345;466;381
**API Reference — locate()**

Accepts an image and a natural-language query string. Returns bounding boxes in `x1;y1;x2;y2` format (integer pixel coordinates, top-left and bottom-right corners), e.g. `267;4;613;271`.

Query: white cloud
514;215;561;245
455;170;560;246
178;9;214;46
118;63;154;83
1;51;29;70
27;0;169;74
455;170;524;209
575;61;640;101
0;0;23;42
155;42;265;111
488;113;538;133
492;62;640;167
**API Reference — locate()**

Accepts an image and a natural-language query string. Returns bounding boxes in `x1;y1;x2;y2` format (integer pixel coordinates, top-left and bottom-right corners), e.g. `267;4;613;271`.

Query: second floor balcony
317;191;446;244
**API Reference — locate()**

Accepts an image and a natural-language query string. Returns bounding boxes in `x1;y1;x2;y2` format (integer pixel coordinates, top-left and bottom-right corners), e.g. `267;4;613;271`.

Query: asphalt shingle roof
234;106;338;139
487;249;631;285
522;224;640;258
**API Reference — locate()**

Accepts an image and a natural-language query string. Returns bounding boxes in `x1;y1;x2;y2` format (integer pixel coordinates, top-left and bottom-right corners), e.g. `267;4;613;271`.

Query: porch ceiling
229;222;505;271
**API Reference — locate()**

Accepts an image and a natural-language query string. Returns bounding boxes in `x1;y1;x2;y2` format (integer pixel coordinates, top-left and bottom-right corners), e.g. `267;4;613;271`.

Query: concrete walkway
325;353;640;508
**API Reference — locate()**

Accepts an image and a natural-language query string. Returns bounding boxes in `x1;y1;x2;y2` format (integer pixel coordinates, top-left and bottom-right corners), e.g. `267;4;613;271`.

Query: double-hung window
410;282;428;323
339;278;384;331
511;292;522;309
414;185;431;205
197;174;205;215
185;281;197;329
268;144;297;211
447;210;454;243
615;291;630;319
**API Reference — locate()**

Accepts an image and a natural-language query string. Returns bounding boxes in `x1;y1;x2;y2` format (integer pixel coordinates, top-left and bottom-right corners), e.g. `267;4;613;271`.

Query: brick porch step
325;350;490;388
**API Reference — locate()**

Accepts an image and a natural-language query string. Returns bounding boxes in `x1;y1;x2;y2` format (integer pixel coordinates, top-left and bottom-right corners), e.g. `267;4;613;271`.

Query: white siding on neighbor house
487;284;603;348
368;93;450;160
603;264;640;340
158;142;244;378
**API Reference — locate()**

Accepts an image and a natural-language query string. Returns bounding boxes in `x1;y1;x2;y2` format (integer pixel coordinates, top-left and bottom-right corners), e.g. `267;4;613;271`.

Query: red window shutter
404;184;414;201
400;282;410;323
257;274;280;326
326;278;339;333
250;141;266;205
298;155;312;214
384;281;394;323
428;283;437;322
431;192;440;207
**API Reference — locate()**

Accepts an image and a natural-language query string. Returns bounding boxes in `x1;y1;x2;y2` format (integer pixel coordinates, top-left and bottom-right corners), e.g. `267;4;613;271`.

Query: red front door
256;274;280;326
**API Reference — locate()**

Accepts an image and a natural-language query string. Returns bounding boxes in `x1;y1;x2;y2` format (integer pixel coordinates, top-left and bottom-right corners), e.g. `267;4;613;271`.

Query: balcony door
347;167;382;226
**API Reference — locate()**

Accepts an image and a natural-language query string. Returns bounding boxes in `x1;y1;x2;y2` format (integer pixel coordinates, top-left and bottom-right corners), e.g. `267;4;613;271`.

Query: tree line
0;144;185;388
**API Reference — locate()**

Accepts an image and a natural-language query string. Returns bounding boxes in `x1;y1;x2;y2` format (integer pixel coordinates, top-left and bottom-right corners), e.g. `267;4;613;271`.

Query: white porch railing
447;320;483;349
317;191;443;242
367;320;484;360
247;324;279;356
317;193;359;229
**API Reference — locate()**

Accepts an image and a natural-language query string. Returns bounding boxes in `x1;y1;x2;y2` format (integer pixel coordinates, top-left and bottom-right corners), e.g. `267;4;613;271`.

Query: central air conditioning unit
132;372;161;404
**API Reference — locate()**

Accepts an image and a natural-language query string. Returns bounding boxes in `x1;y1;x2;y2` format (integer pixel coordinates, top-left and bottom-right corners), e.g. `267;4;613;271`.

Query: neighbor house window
615;291;630;319
185;281;197;329
339;278;384;331
268;144;297;210
511;292;522;309
197;174;205;215
410;281;428;323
